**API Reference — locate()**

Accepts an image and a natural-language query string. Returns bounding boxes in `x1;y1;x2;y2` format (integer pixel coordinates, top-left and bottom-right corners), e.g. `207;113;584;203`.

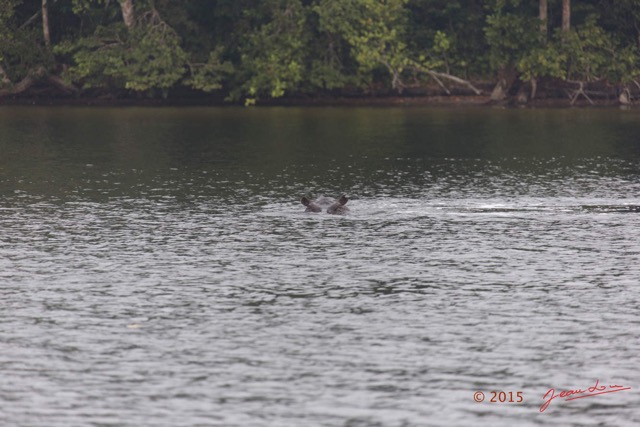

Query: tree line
1;0;639;105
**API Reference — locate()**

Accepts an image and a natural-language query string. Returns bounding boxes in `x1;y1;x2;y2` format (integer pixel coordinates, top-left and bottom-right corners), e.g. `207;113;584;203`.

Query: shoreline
0;94;634;108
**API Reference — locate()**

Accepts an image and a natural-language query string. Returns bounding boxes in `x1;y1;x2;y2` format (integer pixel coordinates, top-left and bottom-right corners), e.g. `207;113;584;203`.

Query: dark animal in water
301;195;350;215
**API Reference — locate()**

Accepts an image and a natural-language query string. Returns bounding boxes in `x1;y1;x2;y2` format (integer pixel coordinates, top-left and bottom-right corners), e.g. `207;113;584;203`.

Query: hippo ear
301;197;311;206
338;195;348;205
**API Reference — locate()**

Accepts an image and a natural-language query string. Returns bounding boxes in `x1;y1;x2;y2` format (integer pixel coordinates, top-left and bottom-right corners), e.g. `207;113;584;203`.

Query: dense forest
1;0;639;105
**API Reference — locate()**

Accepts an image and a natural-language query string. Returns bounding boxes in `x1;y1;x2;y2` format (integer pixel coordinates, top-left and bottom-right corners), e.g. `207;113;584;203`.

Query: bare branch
424;70;451;95
46;75;79;94
428;70;483;95
19;11;41;30
0;66;46;97
568;81;594;105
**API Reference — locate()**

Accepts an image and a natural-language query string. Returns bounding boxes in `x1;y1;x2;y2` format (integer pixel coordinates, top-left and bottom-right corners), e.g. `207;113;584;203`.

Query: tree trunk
0;66;79;98
562;0;570;33
42;0;51;47
619;88;631;105
120;0;135;29
46;75;80;95
490;67;517;102
539;0;548;36
530;77;538;100
0;67;46;97
0;64;11;86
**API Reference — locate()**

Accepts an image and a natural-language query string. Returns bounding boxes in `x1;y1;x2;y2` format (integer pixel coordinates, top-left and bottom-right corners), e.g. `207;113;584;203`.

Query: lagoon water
1;106;639;426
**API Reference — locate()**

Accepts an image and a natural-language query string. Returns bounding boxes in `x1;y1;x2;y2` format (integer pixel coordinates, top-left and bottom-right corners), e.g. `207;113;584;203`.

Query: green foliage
71;0;106;15
230;0;308;102
8;27;55;73
596;0;640;50
431;30;451;72
406;0;488;76
0;0;17;64
1;0;56;83
607;46;640;85
517;45;566;82
307;58;359;92
313;0;413;91
185;47;233;92
484;1;540;72
559;15;639;82
124;21;188;92
516;13;640;86
0;0;16;31
2;0;640;99
56;9;190;95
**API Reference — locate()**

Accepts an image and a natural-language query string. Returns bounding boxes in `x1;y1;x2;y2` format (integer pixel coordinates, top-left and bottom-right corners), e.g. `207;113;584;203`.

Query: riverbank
0;93;634;108
0;95;638;108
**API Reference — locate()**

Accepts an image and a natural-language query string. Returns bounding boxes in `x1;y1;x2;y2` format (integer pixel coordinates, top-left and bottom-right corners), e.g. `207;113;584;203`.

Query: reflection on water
1;107;640;426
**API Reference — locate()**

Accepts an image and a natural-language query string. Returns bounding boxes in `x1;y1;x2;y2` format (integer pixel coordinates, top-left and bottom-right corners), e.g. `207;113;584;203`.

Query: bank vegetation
1;0;639;106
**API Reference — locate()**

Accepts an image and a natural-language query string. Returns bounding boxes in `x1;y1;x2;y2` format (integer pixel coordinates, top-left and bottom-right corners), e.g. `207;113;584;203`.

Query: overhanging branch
409;63;483;95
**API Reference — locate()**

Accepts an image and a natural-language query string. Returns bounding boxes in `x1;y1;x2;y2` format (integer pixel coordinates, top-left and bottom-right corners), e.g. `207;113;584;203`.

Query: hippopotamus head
326;195;350;214
300;196;323;212
301;195;350;214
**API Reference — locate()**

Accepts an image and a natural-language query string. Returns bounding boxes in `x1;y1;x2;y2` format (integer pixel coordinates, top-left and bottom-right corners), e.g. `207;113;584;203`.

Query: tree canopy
1;0;639;104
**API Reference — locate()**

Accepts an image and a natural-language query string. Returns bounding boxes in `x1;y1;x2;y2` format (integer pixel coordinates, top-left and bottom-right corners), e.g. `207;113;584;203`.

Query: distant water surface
1;106;639;426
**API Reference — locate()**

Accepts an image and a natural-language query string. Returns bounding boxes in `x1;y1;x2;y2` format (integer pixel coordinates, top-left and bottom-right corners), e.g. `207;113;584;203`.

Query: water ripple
2;107;640;426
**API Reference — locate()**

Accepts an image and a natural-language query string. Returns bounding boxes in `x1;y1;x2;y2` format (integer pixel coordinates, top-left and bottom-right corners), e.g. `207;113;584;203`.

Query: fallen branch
19;10;41;30
0;66;46;97
567;80;594;105
407;63;482;95
0;66;78;97
424;70;451;95
46;75;79;95
427;70;483;95
381;60;405;93
19;0;59;29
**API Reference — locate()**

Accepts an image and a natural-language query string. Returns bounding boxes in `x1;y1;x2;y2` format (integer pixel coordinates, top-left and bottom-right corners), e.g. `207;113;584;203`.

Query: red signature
540;379;631;412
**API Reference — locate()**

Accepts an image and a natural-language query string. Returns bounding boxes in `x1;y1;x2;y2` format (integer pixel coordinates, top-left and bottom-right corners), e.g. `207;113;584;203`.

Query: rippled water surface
1;106;640;426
